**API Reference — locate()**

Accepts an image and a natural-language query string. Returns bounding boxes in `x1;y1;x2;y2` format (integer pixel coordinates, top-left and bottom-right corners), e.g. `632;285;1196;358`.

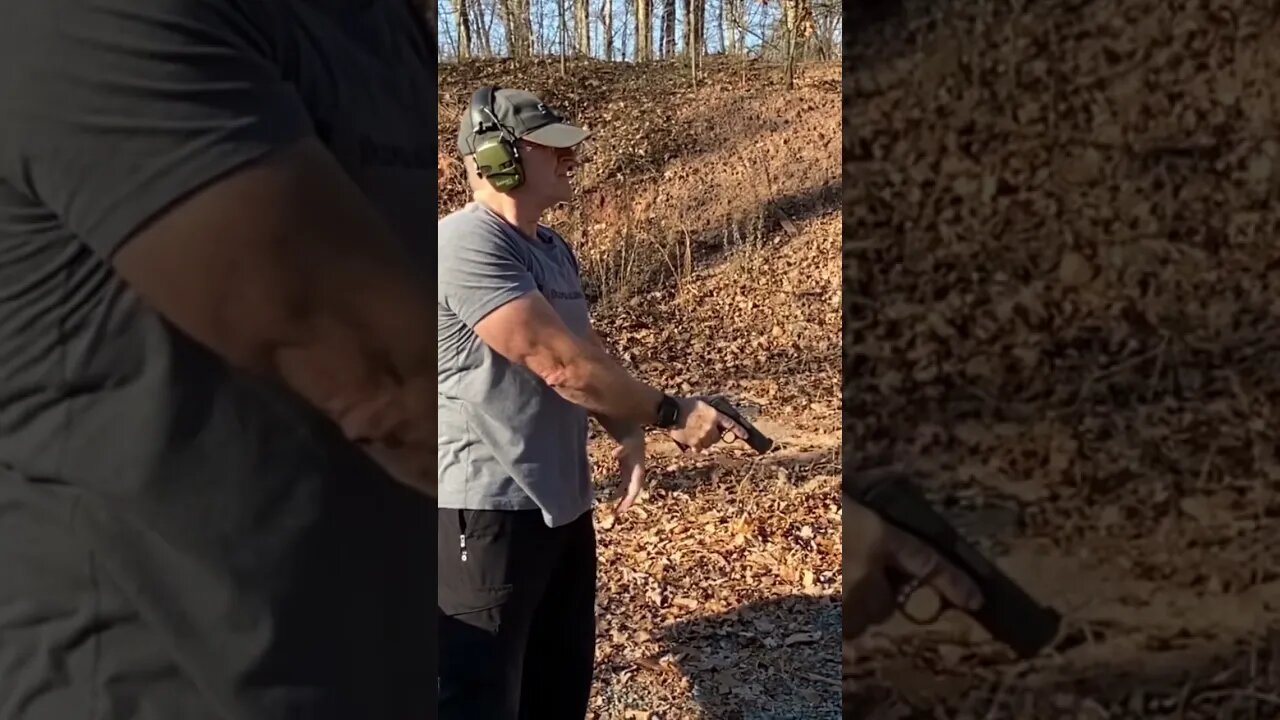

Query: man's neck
476;195;542;240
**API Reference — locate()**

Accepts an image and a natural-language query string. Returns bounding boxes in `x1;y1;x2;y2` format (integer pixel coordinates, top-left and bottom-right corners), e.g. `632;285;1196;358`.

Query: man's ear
463;156;489;193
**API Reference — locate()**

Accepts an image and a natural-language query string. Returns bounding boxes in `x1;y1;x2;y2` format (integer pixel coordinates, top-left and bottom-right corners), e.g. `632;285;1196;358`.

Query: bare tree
455;0;473;58
435;0;825;61
438;0;459;57
497;0;534;56
782;0;813;87
575;0;591;54
682;0;705;57
810;0;838;59
473;0;495;55
660;0;675;57
603;0;614;59
713;0;723;52
634;0;652;60
692;0;705;55
558;0;569;71
724;0;745;54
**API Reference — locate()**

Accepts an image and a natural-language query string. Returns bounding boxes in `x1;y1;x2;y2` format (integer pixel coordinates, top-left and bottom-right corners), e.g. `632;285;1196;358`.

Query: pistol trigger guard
890;572;948;626
897;601;945;626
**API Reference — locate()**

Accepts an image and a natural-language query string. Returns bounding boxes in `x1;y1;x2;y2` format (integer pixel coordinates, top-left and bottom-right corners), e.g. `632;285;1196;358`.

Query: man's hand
843;497;983;649
612;430;647;513
669;397;749;451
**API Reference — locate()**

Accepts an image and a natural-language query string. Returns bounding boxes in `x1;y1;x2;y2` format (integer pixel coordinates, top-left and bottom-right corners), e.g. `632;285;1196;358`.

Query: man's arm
584;326;643;441
116;138;438;494
472;294;665;426
441;226;744;447
0;0;437;495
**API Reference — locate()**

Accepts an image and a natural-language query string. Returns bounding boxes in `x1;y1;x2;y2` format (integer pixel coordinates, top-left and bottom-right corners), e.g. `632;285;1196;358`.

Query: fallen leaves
846;0;1280;715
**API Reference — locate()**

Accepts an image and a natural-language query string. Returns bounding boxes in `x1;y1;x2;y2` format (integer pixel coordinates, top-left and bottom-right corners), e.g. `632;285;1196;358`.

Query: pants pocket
438;509;516;625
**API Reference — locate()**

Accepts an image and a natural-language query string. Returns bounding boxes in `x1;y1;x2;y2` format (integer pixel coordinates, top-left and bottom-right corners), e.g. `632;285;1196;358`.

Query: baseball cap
457;87;591;156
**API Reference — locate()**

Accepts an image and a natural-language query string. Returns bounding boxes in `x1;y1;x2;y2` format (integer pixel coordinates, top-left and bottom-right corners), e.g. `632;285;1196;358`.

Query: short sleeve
541;226;582;277
438;227;538;329
0;0;314;259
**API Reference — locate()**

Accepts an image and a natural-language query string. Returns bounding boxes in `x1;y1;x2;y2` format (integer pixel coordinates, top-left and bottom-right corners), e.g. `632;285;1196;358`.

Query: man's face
518;140;579;206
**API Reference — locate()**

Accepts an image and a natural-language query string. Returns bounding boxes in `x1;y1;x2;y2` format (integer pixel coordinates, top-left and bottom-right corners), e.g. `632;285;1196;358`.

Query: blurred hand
668;397;748;451
843;496;983;649
613;430;647;513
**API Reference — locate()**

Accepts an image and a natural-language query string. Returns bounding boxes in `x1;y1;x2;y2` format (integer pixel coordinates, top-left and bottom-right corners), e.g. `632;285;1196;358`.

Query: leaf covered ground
845;0;1280;716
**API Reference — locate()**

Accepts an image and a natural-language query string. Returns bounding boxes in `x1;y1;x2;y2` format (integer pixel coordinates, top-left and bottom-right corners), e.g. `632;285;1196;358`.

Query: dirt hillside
845;0;1280;717
438;59;842;718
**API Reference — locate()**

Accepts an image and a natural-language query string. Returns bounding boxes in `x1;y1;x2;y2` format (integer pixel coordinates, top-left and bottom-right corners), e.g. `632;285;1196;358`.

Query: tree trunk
729;0;745;54
498;0;528;57
661;0;675;58
633;0;644;60
682;0;691;56
716;0;725;54
696;0;705;55
603;0;614;59
474;0;494;55
455;0;473;58
575;0;591;55
534;0;545;53
784;0;798;88
504;0;532;57
559;0;568;70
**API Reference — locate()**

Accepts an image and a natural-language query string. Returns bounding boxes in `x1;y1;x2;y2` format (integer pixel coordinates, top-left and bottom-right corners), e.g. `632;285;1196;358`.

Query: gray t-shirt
0;1;434;718
438;202;595;527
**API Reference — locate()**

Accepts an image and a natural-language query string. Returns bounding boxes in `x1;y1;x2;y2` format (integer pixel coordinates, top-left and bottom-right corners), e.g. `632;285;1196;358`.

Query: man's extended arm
472;293;666;425
584;326;644;441
439;218;740;448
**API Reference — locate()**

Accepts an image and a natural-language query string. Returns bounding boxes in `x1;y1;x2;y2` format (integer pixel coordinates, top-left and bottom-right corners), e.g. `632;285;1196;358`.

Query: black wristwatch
654;394;680;428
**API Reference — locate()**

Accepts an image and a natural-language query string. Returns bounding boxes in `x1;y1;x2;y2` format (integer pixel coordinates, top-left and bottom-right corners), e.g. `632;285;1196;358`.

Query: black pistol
845;468;1061;659
699;395;774;453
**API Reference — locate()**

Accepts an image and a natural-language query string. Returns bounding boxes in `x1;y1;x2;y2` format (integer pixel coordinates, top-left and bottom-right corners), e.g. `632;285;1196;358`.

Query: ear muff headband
467;86;524;192
469;86;498;142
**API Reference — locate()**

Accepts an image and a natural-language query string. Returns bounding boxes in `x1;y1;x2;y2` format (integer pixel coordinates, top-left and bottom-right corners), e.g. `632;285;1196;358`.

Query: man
0;1;438;718
437;86;749;718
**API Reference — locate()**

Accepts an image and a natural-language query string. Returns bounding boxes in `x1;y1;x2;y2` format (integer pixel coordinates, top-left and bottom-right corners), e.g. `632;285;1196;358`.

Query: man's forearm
546;342;664;426
584;327;644;440
592;410;641;442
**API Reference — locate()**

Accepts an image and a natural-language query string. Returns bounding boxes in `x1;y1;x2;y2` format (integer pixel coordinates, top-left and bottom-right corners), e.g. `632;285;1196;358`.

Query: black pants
437;507;597;720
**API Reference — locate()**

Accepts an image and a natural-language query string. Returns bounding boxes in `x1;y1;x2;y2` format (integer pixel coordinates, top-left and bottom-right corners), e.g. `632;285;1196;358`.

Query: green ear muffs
467;86;524;193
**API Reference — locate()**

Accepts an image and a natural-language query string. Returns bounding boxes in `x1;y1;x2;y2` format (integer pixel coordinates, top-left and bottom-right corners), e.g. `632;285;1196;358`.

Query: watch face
658;396;678;427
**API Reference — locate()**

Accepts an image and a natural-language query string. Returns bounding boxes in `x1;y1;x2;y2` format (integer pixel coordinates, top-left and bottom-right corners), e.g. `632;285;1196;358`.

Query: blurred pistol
691;395;774;453
845;468;1061;659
